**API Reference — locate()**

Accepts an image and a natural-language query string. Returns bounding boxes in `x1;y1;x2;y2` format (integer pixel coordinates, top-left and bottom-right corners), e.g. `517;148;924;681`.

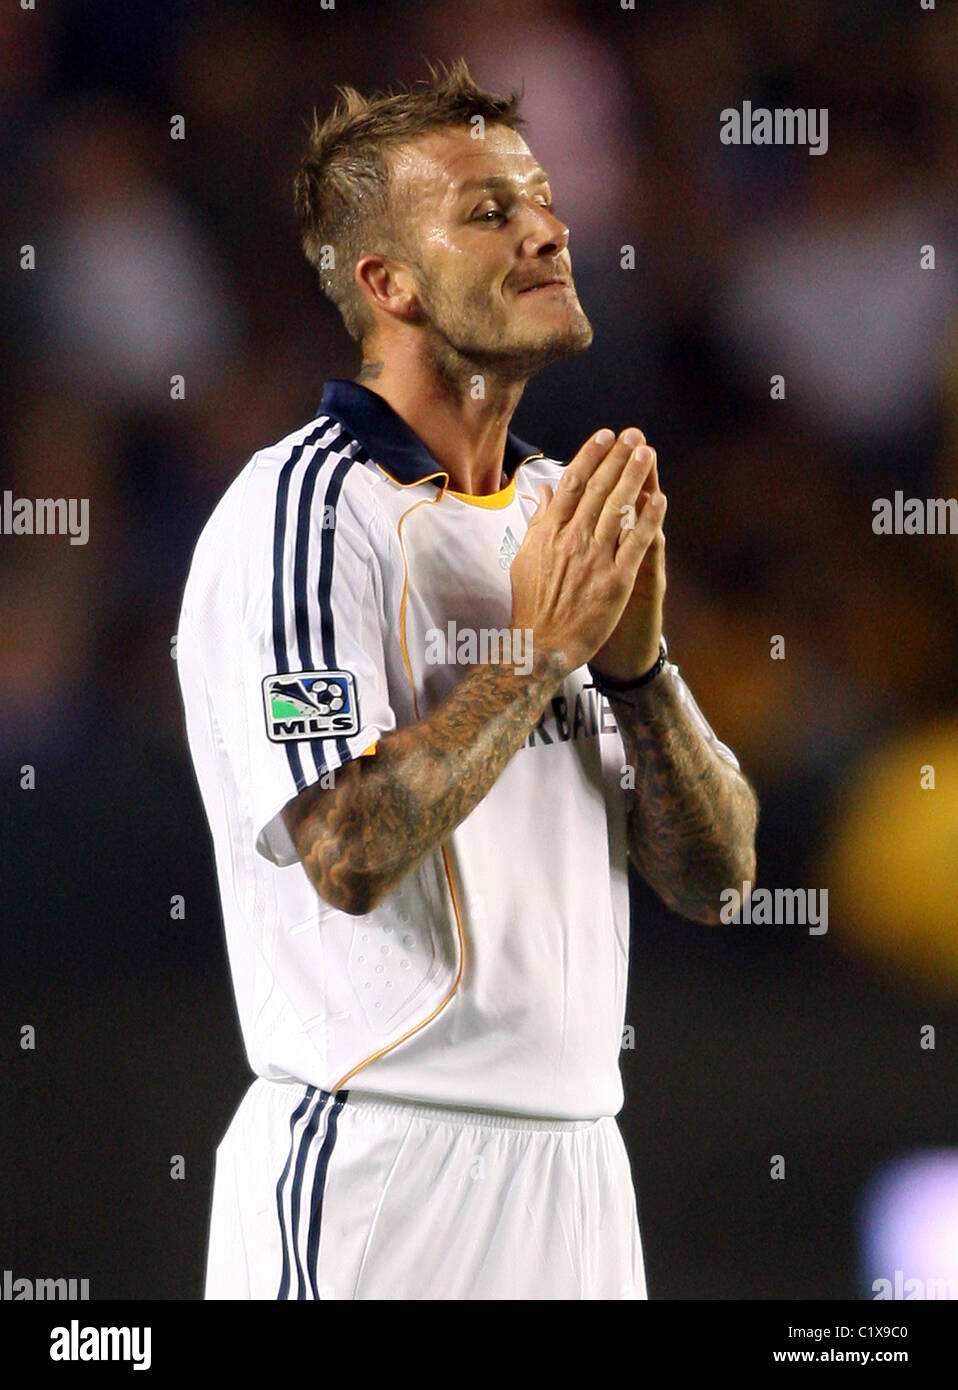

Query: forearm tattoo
611;673;758;923
283;649;566;913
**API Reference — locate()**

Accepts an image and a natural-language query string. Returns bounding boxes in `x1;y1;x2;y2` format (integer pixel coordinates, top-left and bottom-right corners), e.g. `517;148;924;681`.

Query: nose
520;203;570;259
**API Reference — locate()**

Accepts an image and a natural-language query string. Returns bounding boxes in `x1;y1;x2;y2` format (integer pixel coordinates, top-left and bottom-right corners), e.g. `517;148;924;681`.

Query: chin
490;331;593;382
445;313;594;381
534;318;594;360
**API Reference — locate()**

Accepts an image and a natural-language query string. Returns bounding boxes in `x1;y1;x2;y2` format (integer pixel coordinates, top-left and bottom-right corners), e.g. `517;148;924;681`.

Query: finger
569;428;650;536
535;482;554;514
546;429;617;526
639;451;659;496
595;444;656;550
549;427;644;529
614;489;667;572
633;524;666;572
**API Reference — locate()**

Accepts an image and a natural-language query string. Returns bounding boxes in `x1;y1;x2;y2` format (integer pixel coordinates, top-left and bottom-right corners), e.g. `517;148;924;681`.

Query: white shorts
205;1077;648;1300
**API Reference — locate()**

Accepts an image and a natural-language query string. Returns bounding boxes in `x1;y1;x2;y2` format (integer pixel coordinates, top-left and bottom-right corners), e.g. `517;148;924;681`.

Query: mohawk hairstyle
293;57;525;343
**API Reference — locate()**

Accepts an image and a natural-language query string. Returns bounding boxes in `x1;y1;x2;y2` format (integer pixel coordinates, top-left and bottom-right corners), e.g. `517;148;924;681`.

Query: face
384;123;593;382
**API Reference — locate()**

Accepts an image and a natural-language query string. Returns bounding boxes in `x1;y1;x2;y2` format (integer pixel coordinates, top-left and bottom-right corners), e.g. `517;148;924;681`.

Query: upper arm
235;448;397;869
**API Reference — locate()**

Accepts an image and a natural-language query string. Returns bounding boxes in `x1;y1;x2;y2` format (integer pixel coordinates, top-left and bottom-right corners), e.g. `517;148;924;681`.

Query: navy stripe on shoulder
271;423;331;674
293;448;328;670
315;452;365;771
301;444;364;779
269;425;377;793
270;420;363;792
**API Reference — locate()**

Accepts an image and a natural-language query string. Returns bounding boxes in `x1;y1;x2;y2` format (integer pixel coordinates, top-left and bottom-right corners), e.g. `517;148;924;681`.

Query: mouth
516;279;572;296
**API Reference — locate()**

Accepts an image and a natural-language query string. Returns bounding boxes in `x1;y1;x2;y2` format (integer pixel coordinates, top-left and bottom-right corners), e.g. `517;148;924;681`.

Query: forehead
389;124;547;206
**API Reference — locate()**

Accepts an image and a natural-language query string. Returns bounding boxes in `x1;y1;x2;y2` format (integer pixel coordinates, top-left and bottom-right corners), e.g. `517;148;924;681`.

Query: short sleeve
237;452;397;867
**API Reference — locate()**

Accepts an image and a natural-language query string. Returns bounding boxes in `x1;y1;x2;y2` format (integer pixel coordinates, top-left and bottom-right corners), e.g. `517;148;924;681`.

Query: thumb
536;483;554;512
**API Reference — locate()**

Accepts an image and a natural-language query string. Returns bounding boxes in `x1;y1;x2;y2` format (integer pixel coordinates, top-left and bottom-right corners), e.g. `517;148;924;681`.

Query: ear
354;255;423;324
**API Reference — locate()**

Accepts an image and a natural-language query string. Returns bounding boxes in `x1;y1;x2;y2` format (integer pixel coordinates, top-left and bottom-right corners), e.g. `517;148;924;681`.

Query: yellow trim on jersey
331;489;465;1093
360;743;377;756
445;477;515;508
444;452;544;506
331;842;468;1092
375;463;448;491
375;454;544;508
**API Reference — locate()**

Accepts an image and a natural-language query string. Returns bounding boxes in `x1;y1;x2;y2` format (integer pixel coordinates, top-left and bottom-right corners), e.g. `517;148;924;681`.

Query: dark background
2;0;957;1299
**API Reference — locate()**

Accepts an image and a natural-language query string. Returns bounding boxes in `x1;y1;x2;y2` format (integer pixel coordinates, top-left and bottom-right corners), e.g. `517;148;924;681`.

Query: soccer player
176;58;757;1300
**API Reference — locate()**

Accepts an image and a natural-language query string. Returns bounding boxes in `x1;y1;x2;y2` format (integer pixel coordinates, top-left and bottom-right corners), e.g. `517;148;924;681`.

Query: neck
356;348;527;496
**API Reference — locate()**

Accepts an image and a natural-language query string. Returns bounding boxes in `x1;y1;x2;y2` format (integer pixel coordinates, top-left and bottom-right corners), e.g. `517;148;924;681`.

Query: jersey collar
318;378;543;488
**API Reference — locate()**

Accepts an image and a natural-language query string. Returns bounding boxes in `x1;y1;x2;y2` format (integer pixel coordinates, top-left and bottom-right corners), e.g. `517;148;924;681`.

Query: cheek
417;222;470;266
418;227;503;292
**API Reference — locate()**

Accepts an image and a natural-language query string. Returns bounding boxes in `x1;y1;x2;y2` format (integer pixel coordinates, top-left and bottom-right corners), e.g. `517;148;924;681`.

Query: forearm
284;648;566;914
611;670;758;924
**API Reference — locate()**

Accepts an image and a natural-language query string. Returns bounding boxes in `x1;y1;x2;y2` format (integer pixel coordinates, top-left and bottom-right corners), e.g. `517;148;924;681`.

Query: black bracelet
589;640;668;694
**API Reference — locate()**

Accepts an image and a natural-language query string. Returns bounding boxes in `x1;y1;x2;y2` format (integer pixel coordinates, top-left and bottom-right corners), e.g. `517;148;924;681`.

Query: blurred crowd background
2;0;957;1299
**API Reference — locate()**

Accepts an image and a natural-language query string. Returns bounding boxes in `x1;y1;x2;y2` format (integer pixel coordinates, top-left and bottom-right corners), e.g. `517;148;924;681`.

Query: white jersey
176;378;739;1120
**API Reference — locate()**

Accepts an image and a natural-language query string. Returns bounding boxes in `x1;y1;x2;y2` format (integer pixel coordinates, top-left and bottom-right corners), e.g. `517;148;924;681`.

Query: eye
474;205;505;224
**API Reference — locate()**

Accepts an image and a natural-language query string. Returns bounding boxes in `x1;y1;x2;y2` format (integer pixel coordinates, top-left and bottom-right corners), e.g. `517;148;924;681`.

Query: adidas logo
498;525;520;570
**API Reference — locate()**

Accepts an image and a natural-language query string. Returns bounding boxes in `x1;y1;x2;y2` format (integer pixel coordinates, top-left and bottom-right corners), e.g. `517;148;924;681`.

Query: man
176;58;757;1301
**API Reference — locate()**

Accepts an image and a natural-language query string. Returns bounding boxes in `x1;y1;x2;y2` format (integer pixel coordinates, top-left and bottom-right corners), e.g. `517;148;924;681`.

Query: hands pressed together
510;426;667;681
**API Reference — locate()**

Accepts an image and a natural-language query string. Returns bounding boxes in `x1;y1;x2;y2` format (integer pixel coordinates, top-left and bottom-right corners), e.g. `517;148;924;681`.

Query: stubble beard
415;267;594;398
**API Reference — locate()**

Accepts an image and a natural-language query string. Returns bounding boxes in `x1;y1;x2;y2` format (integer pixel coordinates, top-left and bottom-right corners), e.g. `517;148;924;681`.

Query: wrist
589;638;669;695
507;642;569;701
531;643;571;690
